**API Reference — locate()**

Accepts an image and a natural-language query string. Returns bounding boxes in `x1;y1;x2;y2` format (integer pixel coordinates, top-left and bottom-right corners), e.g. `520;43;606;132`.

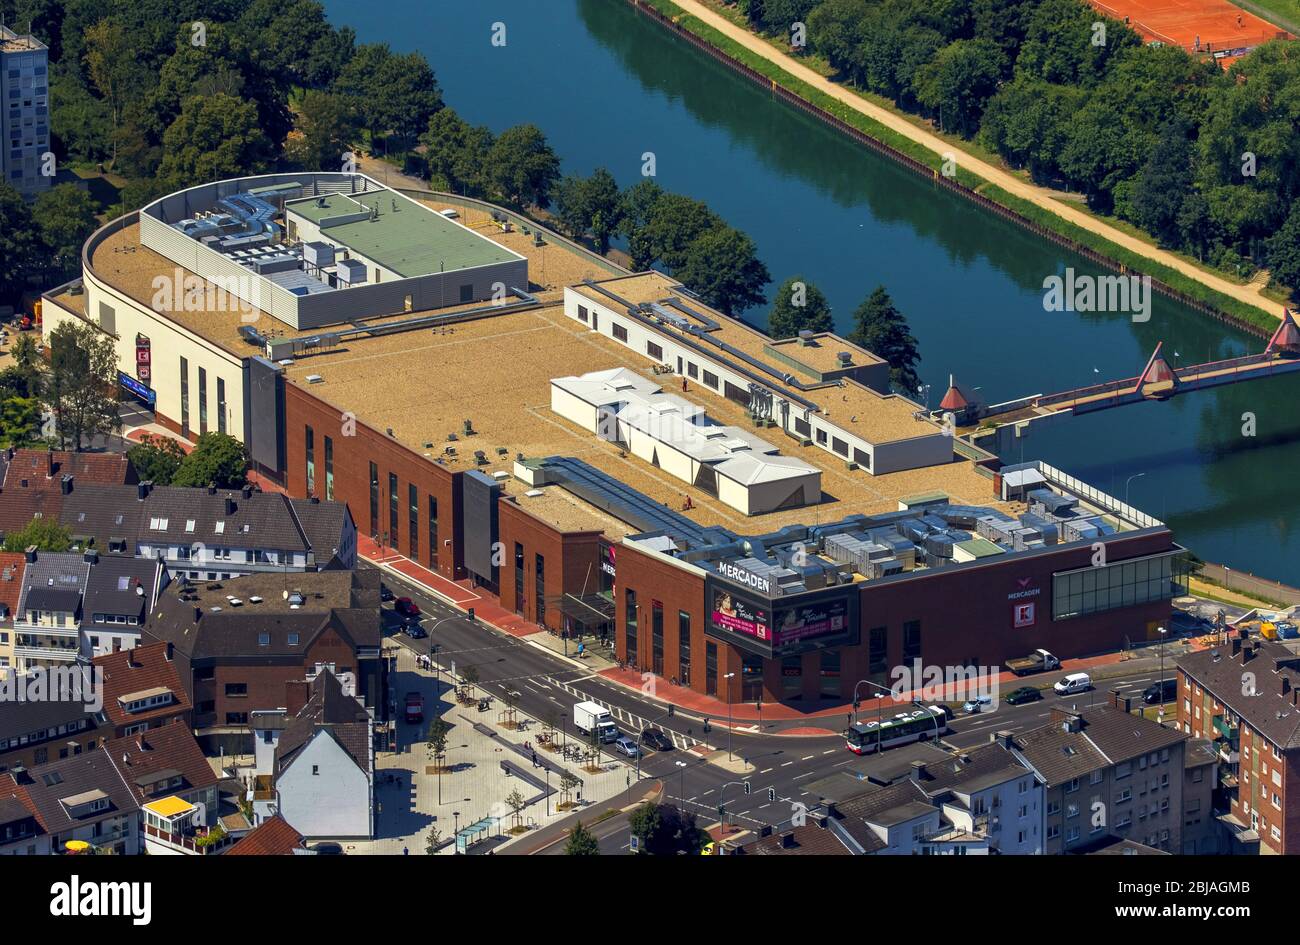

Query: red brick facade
496;498;604;632
284;384;463;581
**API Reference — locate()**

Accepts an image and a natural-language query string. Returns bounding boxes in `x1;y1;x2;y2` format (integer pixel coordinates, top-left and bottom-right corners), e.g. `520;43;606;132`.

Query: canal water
324;0;1300;584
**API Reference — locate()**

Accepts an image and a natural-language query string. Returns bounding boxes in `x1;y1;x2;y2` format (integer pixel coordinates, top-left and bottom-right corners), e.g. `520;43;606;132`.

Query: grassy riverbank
635;0;1281;335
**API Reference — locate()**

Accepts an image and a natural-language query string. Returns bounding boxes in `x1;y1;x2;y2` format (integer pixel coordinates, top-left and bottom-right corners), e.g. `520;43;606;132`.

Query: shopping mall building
42;173;1186;707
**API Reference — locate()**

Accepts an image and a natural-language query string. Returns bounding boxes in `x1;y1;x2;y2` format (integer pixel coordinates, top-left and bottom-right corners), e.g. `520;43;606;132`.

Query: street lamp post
1158;625;1167;723
675;760;687;802
724;672;736;761
1125;472;1146;509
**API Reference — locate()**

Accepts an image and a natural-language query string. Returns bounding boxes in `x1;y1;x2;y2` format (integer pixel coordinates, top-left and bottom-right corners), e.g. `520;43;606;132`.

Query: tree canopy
847;286;922;394
768;276;834;338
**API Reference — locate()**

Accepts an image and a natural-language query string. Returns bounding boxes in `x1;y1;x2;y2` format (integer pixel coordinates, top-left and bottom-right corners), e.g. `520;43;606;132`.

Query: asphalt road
366;562;1186;852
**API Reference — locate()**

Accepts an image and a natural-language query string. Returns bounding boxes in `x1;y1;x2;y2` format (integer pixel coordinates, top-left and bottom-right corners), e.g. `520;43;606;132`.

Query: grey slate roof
912;742;1032;796
1177;639;1300;750
1011;705;1186;787
142;568;381;662
56;483;351;562
13;748;137;835
0;696;95;743
16;552;90;620
276;670;371;775
81;555;163;629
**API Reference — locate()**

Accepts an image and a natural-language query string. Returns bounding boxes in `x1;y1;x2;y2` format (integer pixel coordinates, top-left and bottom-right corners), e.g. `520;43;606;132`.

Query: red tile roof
0;551;26;626
94;641;191;731
226;814;305;856
105;719;217;804
0;449;135;534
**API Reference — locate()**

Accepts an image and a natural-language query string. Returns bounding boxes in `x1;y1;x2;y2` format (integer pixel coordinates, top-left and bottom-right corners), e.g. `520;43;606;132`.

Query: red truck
405;691;424;724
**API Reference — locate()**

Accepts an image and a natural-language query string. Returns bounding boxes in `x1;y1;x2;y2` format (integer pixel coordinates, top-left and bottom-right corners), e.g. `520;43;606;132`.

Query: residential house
0;448;136;539
0;696;101;774
56;481;356;578
250;670;374;840
824;738;1042;854
0;551;27;673
225;813;306;856
79;552;167;659
1009;694;1190;854
0;790;47;855
1176;632;1300;854
11;550;89;671
10;747;142;854
95;640;190;739
142;568;383;749
736;821;853;855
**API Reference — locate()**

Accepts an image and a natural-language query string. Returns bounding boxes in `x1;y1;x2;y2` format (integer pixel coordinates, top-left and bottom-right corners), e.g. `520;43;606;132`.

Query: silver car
614;735;640;758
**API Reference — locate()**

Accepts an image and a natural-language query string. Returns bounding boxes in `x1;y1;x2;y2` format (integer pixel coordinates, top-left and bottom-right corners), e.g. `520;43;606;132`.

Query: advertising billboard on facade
707;577;857;658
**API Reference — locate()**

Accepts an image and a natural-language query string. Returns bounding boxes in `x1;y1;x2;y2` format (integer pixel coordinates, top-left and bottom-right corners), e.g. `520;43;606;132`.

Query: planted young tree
43;320;120;452
426;717;451;772
558;771;581;810
847;286;921;394
501;689;519;729
460;665;480;702
424;825;441;855
505;788;527;833
564;820;599;855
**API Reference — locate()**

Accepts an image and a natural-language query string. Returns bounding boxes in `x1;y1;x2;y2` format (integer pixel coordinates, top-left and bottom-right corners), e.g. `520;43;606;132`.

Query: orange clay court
1089;0;1291;56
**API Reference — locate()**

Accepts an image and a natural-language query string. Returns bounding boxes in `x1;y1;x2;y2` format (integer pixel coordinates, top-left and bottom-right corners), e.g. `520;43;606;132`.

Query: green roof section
285;191;521;278
955;538;1004;559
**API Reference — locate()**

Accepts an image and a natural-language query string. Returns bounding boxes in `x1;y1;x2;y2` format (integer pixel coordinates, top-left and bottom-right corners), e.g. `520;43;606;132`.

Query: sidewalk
359;537;1196;736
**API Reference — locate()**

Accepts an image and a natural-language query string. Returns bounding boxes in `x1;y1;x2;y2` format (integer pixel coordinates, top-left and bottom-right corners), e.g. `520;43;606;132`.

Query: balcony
1212;715;1239;742
13;642;81;662
143;822;233;855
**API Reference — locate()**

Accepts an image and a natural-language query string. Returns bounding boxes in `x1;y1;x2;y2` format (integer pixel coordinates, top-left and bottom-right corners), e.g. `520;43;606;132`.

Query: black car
640;728;674;752
310;842;343;855
380;583;394;602
1005;686;1043;706
404;623;428;639
1143;678;1177;705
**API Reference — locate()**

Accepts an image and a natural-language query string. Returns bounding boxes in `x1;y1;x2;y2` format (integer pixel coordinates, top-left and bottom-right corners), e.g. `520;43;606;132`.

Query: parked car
1005;686;1043;706
380;583;394;602
1054;672;1092;695
394;597;421;619
310;842;343;855
963;694;993;714
405;691;424;724
615;735;640;758
404;623;428;639
640;728;673;752
1142;678;1177;705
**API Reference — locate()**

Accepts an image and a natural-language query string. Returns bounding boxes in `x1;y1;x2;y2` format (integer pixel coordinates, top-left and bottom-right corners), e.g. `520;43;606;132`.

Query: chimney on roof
779;831;798;849
194;605;203;622
1243;643;1257;664
43;452;53;477
910;760;928;780
224;496;236;515
1109;687;1132;714
18;478;27;488
137;481;151;501
1283;677;1292;697
126;646;141;669
242;484;253;500
310;496;320;504
207;483;217;495
83;549;98;565
23;545;36;563
1232;636;1242;656
991;730;1015;749
60;474;73;494
165;641;174;661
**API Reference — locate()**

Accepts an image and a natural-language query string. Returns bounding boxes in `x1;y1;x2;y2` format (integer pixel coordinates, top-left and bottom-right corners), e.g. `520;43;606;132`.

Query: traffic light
743;781;751;795
717;804;724;816
703;717;711;734
467;607;475;621
767;787;776;802
667;705;675;718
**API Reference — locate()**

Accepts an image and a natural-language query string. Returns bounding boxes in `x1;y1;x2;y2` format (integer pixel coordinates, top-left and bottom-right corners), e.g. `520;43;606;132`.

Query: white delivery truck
574;701;619;743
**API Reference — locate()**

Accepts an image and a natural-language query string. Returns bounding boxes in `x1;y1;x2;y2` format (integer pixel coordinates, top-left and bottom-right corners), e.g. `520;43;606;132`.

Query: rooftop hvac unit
303;241;336;268
336;258;366;286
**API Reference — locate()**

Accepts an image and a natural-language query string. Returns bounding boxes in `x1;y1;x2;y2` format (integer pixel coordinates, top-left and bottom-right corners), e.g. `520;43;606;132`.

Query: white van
1054;672;1092;695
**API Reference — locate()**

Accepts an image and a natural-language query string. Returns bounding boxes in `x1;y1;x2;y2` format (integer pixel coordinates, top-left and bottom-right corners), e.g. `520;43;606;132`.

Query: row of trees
740;0;1300;296
0;183;101;304
127;431;250;489
769;276;921;393
552;172;772;315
